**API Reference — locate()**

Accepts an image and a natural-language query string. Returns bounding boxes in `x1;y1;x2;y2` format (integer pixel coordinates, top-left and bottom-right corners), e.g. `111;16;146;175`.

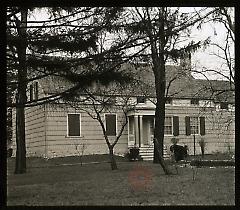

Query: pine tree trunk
15;102;26;174
150;7;172;175
15;8;28;174
153;68;172;175
109;146;118;170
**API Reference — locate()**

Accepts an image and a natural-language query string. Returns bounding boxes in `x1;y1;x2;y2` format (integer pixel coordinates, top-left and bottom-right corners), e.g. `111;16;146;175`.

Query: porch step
139;145;170;161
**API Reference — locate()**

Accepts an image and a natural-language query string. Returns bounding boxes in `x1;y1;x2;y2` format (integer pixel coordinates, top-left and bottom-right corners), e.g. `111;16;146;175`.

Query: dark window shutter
173;116;179;136
106;114;116;136
185;116;191;136
34;82;38;100
68;114;80;136
30;85;33;101
200;117;205;136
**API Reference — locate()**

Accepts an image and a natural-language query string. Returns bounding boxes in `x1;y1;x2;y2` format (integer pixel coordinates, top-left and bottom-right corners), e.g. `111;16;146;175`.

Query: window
150;116;178;136
190;117;199;134
164;116;173;135
185;116;205;136
67;114;81;137
220;102;228;110
137;96;146;103
165;98;172;105
191;98;199;105
105;114;117;136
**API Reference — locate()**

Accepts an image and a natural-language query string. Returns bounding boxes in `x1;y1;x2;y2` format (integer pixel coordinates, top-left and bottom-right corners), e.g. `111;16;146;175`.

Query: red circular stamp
128;164;153;191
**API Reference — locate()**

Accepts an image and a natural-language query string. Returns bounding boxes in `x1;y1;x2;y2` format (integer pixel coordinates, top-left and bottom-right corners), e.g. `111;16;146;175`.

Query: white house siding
11;101;234;158
45;104;128;158
12;104;46;157
163;106;235;155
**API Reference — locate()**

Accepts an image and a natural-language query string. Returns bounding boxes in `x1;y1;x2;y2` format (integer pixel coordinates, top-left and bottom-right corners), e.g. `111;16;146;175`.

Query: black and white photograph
6;6;235;206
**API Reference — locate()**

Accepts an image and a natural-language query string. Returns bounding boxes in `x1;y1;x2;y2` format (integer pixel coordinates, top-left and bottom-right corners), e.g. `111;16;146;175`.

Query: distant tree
62;81;137;170
195;7;234;88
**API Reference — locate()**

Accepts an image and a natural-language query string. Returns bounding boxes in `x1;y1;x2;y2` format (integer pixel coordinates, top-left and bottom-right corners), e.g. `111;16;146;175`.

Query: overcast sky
29;7;234;80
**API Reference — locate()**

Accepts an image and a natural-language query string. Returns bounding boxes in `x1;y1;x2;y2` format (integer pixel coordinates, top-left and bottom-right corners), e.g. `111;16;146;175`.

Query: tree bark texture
149;7;172;174
15;8;28;174
109;146;118;170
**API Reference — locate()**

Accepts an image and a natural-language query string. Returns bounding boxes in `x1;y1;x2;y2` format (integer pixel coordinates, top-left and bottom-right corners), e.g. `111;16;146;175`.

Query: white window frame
190;116;200;135
104;113;118;136
164;116;173;136
67;113;81;137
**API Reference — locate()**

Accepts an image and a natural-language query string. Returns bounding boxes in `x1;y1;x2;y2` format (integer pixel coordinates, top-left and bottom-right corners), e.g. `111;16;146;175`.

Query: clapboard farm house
12;61;235;160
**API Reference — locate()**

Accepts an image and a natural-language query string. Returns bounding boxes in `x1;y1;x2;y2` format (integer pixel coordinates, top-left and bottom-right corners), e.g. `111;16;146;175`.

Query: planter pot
129;148;139;160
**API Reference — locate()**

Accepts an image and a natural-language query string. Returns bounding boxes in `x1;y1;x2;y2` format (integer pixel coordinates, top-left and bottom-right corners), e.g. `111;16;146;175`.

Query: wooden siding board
160;105;234;155
45;105;129;157
12;98;234;158
12;105;46;157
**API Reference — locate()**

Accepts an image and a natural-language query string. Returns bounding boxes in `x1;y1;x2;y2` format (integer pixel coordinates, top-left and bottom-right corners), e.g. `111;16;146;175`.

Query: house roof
38;63;235;103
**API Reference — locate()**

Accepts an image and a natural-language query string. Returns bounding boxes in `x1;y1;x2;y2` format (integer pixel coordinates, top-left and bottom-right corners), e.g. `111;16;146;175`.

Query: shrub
171;137;179;145
198;138;206;158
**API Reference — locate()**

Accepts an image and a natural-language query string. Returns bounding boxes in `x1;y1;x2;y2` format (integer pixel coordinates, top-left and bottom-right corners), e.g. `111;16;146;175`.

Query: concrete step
139;148;170;161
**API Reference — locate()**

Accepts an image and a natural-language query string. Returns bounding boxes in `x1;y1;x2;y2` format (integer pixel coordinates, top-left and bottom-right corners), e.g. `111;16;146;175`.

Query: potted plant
129;146;139;161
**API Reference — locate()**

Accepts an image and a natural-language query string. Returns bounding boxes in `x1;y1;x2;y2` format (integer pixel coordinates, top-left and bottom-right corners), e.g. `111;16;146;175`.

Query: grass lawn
7;155;235;206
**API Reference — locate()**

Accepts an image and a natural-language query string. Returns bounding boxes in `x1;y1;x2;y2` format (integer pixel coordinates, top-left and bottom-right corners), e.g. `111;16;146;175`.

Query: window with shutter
67;114;81;137
164;116;173;135
186;116;202;135
190;117;199;134
173;116;179;136
105;114;117;136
